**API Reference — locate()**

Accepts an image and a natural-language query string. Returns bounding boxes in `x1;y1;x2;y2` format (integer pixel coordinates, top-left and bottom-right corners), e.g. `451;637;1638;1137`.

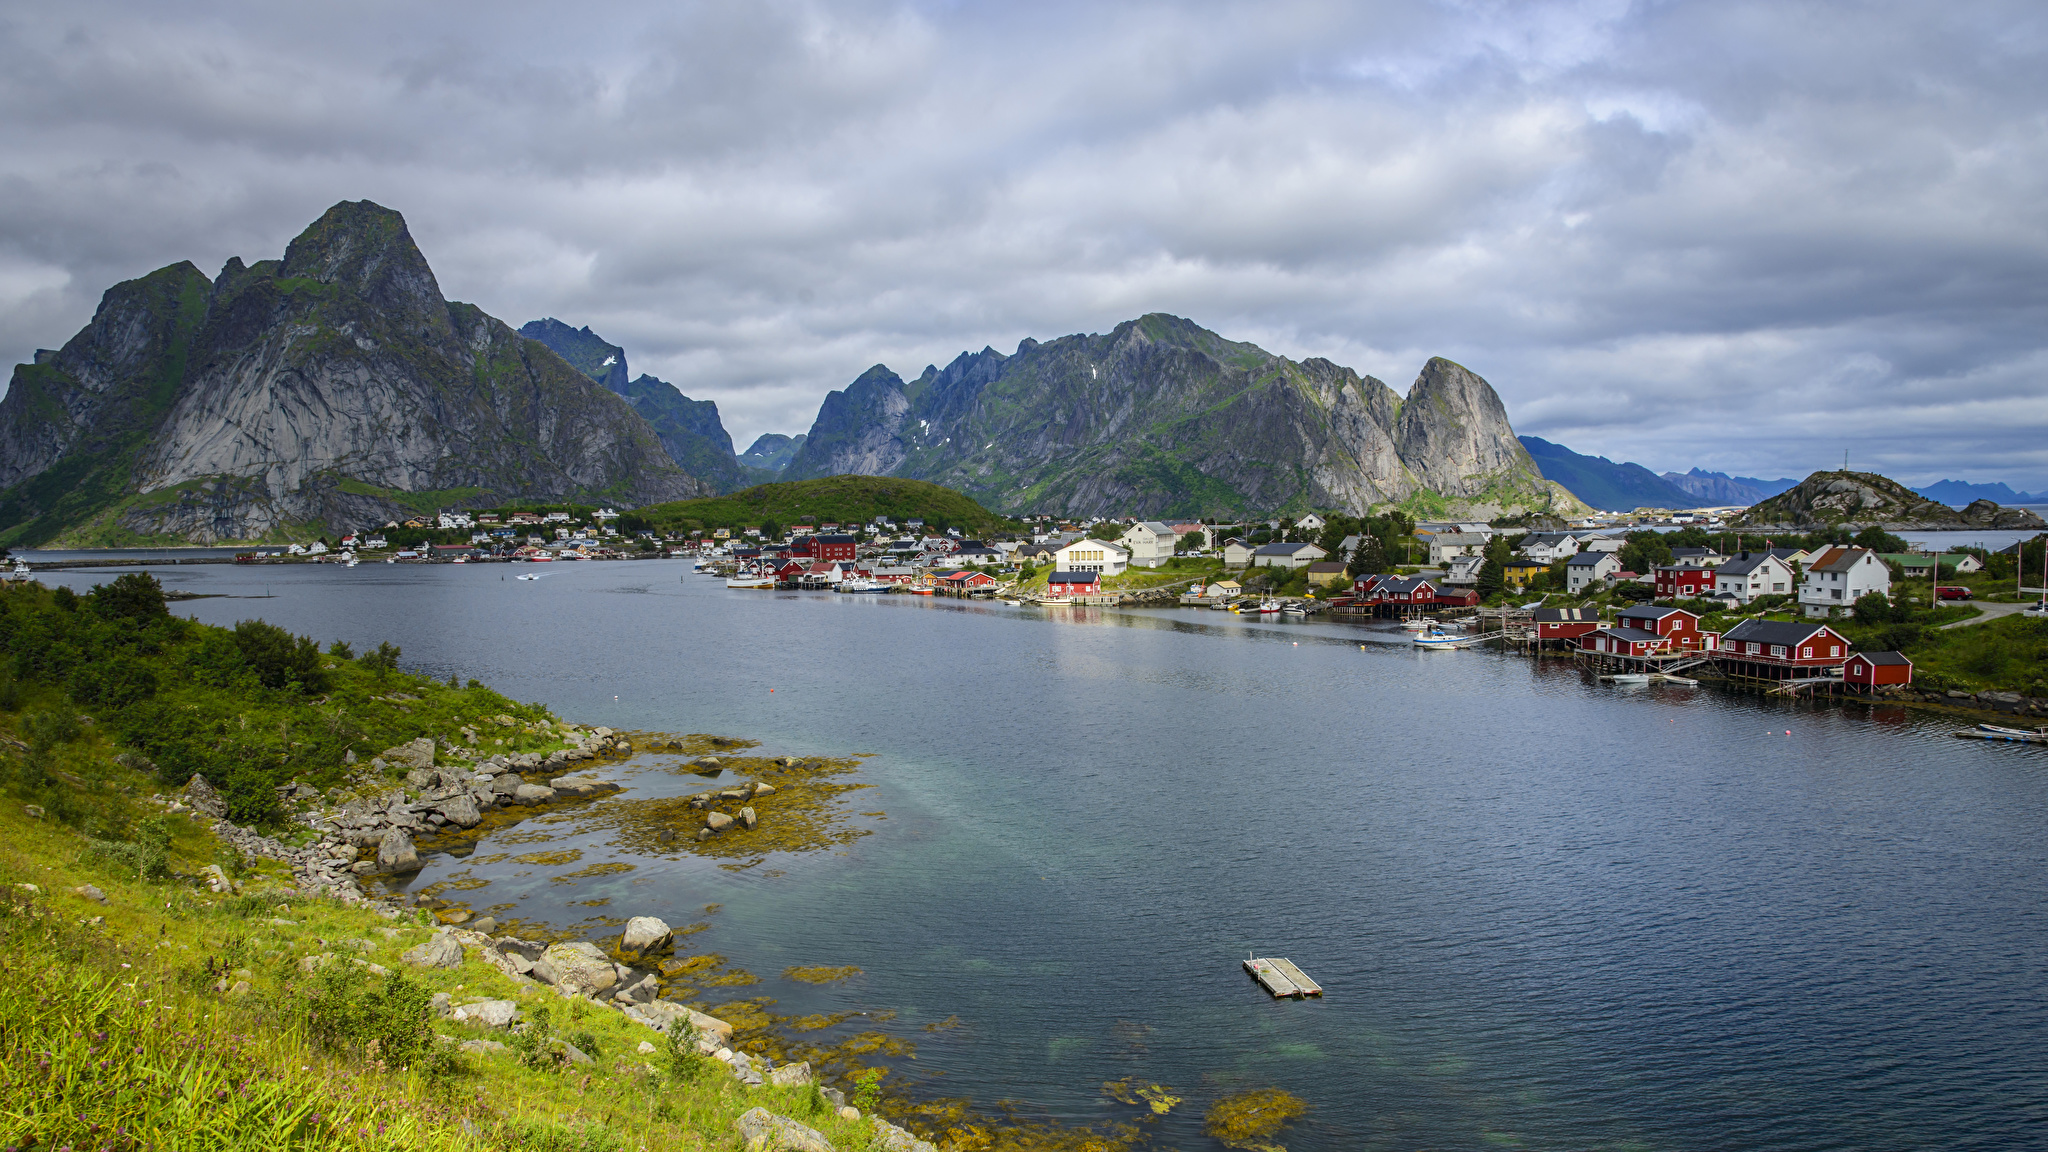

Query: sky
2;0;2045;490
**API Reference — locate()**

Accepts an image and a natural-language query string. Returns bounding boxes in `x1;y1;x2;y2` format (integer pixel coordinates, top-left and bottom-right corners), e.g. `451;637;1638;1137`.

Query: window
1771;645;1787;657
1830;645;1840;656
1801;646;1812;658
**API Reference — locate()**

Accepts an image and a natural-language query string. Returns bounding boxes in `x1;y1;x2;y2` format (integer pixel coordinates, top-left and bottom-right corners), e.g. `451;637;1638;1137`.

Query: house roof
1376;576;1435;594
1130;521;1177;535
1590;626;1664;643
1655;564;1713;574
1252;542;1325;556
1503;557;1549;569
1851;651;1913;665
1306;562;1347;573
1532;607;1594;621
1566;552;1613;566
1617;605;1692;623
1057;538;1129;556
1046;570;1100;584
1810;547;1875;573
1670;547;1719;558
1523;532;1577;546
1716;553;1783;576
1430;533;1489;546
1723;619;1833;646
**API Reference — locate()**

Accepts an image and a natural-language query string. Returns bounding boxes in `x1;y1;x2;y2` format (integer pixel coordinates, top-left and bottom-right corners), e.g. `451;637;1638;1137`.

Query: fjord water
49;563;2046;1151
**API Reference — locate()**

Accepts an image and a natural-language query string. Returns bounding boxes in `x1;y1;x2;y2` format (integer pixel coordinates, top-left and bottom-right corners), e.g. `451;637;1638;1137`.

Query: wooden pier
1244;956;1323;999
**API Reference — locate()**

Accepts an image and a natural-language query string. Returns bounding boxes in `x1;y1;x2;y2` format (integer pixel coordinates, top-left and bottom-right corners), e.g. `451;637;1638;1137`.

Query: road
1939;600;2043;629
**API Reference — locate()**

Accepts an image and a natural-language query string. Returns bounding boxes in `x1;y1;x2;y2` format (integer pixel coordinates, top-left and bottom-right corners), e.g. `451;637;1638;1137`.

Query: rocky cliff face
515;319;759;493
783;313;1580;518
1737;471;2046;529
0;201;704;545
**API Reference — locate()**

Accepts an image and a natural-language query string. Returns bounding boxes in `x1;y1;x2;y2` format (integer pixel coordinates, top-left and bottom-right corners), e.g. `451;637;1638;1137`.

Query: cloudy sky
3;0;2044;489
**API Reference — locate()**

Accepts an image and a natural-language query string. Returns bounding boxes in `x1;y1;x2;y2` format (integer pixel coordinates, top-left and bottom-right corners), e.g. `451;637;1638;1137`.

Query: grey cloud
1;0;2044;489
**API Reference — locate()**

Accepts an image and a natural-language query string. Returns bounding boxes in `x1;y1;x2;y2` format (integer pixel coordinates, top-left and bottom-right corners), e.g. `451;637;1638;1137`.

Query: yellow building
1504;558;1549;588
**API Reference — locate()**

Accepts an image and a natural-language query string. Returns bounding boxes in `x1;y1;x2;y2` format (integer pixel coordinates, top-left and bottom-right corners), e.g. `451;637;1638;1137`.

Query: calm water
42;562;2048;1151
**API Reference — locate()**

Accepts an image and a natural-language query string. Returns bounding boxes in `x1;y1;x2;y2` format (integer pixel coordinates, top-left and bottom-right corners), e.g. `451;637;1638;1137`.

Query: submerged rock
550;774;623;799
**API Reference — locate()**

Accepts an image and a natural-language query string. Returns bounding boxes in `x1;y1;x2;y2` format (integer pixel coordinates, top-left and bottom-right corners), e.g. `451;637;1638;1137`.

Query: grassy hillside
630;475;1020;537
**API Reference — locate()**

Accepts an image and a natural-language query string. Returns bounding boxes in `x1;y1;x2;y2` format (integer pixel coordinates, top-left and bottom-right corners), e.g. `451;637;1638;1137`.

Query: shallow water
42;561;2048;1151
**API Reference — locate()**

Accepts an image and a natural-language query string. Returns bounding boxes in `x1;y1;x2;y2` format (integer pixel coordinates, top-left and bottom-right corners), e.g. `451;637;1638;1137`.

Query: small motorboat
837;578;888;593
516;573;545;581
1977;722;2048;737
1605;673;1651;684
1414;629;1464;649
1401;619;1431;632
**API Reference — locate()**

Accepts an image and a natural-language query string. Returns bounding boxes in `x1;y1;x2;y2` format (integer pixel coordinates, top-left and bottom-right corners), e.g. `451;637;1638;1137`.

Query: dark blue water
43;562;2048;1151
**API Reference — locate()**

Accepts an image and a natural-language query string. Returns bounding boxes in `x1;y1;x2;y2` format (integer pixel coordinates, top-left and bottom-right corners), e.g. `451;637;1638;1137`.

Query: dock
1244;956;1322;999
1953;728;2048;744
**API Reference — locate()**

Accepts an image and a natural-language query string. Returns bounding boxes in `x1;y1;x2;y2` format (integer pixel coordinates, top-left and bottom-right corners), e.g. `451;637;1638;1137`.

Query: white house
1251;542;1328;570
1053;537;1129;576
1566;551;1621;592
1442;555;1485;586
1519;533;1580;563
1427;532;1489;566
1800;547;1892;618
1294;513;1327;532
1221;539;1255;569
437;511;474;530
1712;552;1796;605
1670;546;1726;568
1120;521;1182;568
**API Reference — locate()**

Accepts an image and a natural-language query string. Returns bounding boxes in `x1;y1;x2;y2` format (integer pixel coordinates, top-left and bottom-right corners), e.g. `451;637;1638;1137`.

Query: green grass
335;479;491;516
634;475;1018;538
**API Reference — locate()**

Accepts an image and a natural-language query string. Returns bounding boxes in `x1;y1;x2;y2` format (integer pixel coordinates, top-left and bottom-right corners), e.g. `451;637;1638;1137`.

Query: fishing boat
1413;629;1464;649
837;577;889;594
726;574;774;589
1280;603;1307;616
1256;600;1282;614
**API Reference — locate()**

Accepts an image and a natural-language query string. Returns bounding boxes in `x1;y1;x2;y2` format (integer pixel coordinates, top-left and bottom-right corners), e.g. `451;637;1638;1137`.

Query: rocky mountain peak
278;200;446;332
1739;471;2045;529
518;319;629;392
1394;357;1544;499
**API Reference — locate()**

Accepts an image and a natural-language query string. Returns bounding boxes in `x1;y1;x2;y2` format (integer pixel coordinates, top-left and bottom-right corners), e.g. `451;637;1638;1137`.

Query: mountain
633;475;1016;538
1517;436;1698;511
516;319;764;494
1913;479;2042;507
781;314;1584;519
739;433;806;473
1736;471;2047;529
0;201;701;546
1661;468;1800;506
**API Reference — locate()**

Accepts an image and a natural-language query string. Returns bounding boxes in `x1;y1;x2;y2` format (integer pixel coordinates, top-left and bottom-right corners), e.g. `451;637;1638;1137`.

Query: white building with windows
1799;547;1892;618
1053;538;1129;576
1119;521;1182;568
1566;551;1621;592
1713;552;1796;605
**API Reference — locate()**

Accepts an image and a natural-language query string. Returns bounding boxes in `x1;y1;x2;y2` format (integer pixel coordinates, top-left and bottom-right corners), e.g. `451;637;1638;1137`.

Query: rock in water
434;792;482;828
733;1108;835;1152
376;827;420;873
705;811;734;831
183;774;227;819
549;774;622;799
740;805;757;829
619;916;674;959
513;784;557;806
401;932;462;969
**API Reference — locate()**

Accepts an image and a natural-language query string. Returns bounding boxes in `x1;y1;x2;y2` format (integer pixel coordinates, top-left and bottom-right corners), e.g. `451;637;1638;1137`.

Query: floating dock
1244;956;1322;999
1953;728;2048;744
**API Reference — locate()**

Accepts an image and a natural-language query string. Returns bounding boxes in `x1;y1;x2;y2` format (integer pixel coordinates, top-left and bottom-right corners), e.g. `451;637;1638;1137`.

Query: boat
516;573;545;581
1605;673;1651;684
1976;722;2048;737
1413;629;1464;649
526;554;554;562
837;577;889;594
1256;600;1282;614
726;575;775;589
1651;674;1698;686
1955;727;2048;743
1401;619;1431;632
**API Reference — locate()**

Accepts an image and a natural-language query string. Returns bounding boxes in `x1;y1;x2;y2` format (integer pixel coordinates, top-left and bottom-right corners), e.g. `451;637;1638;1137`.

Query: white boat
1606;673;1651;684
1414;629;1464;649
726;575;774;588
837;578;889;594
516;573;544;581
1977;722;2048;736
1401;619;1431;632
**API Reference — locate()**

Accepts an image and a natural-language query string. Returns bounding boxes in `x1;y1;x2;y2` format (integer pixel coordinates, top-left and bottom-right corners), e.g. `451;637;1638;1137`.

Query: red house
1716;620;1852;681
1613;605;1718;652
1844;651;1913;689
1655;565;1717;599
1046;570;1101;598
812;534;858;562
1532;607;1601;642
1433;588;1481;608
1367;577;1437;605
939;570;998;591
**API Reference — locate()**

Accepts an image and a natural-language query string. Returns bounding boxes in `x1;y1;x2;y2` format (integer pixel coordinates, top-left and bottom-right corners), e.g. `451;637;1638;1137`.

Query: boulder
401;932;463;969
434;793;482;829
554;1039;595;1066
621;1000;734;1045
72;884;107;905
613;972;659;1005
513;784;557;806
405;767;438;789
728;1051;766;1087
705;811;734;832
451;999;520;1028
184;774;228;819
740;806;757;829
638;1040;659;1055
550;774;623;799
733;1108;835;1152
768;1061;813;1087
458;1038;508;1055
751;781;778;796
619;916;674;959
382;738;436;770
870;1119;938;1152
490;774;524;798
377;828;421;873
533;942;617;995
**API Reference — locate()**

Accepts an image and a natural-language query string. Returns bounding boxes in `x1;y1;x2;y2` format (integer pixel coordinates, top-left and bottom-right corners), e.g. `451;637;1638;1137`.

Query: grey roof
1523;532;1577;546
1592;626;1664;643
1429;532;1489;546
1617;605;1689;623
1810;547;1874;573
1852;651;1913;665
1566;552;1613;566
1132;521;1177;534
1671;546;1718;558
1252;542;1322;556
1533;607;1594;621
1046;570;1099;584
1716;553;1779;576
1723;619;1832;646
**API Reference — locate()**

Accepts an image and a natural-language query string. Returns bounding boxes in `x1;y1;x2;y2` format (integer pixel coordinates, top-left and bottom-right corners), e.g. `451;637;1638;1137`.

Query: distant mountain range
516;319;777;494
739;434;805;472
780;314;1585;519
1738;471;2046;530
1661;468;1801;506
1912;479;2042;507
1517;437;1698;511
0;200;699;546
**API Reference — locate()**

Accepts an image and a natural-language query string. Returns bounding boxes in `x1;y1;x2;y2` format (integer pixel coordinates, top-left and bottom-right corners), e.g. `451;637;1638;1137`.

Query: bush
89;572;170;621
83;811;171;881
511;1000;557;1070
360;641;401;675
233;620;327;693
68;653;159;708
303;964;451;1076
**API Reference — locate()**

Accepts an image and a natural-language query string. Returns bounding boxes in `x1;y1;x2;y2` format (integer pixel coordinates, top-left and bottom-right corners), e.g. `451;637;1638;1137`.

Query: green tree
1617;531;1674;576
90;572;170;621
1853;525;1909;554
1348;534;1386;577
233;620;327;693
1176;528;1208;553
1854;591;1896;623
1475;537;1512;599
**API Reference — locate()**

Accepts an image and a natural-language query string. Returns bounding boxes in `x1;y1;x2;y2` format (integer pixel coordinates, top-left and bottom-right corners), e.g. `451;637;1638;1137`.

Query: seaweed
784;964;862;985
1203;1087;1307;1152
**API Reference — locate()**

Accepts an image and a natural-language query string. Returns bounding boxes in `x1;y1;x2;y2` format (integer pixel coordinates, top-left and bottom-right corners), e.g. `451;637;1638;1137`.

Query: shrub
68;653;159;708
89;571;170;621
511;1001;557;1069
233;620;328;693
662;1018;716;1085
303;964;450;1076
83;811;171;881
360;641;402;675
